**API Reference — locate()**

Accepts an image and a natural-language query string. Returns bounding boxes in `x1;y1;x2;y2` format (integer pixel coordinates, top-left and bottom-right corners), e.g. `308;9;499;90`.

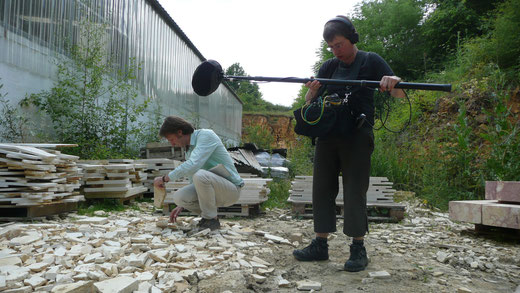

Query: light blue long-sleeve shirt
166;129;244;186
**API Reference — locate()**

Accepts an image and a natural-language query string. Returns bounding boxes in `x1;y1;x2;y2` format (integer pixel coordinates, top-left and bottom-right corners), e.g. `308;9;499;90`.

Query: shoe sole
344;265;367;272
293;252;329;262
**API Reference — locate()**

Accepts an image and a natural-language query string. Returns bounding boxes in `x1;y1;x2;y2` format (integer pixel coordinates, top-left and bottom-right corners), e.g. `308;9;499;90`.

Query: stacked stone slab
161;174;271;216
141;142;185;160
78;163;148;200
135;159;182;193
0;144;84;209
289;176;396;204
449;181;520;229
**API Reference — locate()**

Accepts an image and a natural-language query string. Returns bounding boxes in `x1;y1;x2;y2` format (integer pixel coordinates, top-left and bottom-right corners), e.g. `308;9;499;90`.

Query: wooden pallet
163;203;261;218
290;201;405;222
0;200;79;221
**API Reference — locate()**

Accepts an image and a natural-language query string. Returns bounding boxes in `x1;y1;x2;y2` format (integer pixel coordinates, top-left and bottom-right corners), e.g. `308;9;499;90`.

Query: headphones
327;16;359;44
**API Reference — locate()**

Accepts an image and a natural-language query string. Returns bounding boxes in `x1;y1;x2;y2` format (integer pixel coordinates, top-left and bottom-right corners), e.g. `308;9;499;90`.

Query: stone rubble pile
0;198;519;292
365;199;520;287
0;203;296;293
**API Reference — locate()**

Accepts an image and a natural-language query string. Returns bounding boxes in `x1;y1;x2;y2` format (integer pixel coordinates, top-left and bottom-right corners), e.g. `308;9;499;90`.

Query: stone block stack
288;176;404;221
289;176;396;204
135;158;182;193
449;181;520;230
78;163;148;201
161;173;271;217
0;143;84;219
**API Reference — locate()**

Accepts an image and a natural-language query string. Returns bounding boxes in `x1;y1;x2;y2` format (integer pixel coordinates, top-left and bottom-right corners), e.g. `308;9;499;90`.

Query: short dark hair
323;16;357;43
159;116;195;137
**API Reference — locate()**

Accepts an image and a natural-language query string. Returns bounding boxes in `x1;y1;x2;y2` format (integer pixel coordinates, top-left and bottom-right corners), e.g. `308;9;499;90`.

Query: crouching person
153;116;244;230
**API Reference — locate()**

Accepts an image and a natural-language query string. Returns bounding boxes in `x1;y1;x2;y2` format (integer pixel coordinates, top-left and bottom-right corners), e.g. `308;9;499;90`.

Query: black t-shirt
317;51;394;127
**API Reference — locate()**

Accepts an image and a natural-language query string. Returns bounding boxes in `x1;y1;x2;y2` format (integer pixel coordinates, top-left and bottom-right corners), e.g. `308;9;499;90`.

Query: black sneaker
293;238;329;261
344;243;368;272
197;218;221;231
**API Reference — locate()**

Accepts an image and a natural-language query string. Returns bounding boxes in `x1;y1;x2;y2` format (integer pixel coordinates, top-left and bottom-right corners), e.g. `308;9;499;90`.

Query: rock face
242;114;295;149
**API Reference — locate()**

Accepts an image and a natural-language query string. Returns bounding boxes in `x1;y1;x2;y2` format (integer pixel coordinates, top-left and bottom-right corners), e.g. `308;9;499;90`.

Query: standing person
154;116;244;231
292;16;405;272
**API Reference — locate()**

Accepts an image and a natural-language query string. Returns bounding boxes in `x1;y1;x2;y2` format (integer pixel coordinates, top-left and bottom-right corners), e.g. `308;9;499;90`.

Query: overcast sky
158;0;361;107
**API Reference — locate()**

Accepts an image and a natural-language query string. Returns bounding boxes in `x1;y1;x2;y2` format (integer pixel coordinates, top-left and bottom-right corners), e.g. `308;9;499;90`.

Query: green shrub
262;178;291;209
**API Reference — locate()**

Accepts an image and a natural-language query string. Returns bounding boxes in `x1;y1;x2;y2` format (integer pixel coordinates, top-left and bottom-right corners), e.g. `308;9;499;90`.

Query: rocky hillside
242;114;296;149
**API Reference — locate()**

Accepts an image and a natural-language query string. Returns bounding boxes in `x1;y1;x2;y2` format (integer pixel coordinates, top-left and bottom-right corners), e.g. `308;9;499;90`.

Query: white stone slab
368;271;391;279
94;276;139;293
296;280;322;291
50;281;93;293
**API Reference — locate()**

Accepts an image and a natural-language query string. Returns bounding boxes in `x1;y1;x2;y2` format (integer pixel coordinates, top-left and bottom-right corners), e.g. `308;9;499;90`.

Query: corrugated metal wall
0;0;242;144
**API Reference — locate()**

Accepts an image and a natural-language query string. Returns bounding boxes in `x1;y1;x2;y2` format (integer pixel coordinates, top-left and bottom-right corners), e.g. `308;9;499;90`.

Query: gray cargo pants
171;169;241;219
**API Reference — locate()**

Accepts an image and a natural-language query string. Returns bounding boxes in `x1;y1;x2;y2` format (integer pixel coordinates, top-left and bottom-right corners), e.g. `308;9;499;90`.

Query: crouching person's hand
154;176;166;189
169;206;184;223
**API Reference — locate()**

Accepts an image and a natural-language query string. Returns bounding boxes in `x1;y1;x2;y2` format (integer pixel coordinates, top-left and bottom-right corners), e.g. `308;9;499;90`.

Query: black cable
370;88;412;133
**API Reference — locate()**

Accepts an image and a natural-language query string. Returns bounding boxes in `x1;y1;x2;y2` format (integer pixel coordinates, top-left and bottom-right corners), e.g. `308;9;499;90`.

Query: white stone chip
51;281;93;293
75;217;109;225
0;256;22;266
251;273;266;284
94;276;139;293
368;271;391;279
23;275;47;288
276;275;291;287
296;280;322;291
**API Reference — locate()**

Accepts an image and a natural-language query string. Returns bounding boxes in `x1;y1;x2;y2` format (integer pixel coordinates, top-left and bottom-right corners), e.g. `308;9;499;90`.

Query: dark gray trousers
312;127;374;237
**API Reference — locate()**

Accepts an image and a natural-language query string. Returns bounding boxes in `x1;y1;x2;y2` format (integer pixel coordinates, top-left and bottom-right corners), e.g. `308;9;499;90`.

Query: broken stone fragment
275;275;291;287
0;275;6;290
368;271;391;279
23;275;47;288
296;280;322;291
94;276;139;293
251;273;266;284
257;267;275;276
51;281;93;293
148;250;168;263
2;285;32;293
251;256;270;266
197;269;216;280
6;270;30;285
9;231;41;246
0;256;22;266
136;271;155;281
264;233;292;245
75;217;108;225
290;232;303;243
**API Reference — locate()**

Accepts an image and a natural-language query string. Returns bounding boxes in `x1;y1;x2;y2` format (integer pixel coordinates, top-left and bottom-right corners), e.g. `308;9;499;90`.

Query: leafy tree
352;0;425;80
23;19;150;159
242;124;275;150
225;63;290;113
420;0;499;71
